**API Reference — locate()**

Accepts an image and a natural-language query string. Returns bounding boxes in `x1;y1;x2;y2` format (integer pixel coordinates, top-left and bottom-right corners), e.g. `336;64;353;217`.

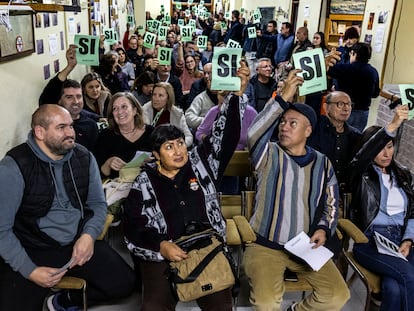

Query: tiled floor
61;226;379;311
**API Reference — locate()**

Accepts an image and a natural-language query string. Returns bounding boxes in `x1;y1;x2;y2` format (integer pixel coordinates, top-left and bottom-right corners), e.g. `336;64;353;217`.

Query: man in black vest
0;105;135;310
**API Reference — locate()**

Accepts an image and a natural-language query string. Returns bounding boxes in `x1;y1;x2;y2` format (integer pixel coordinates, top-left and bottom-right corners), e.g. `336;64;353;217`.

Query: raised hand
281;69;304;103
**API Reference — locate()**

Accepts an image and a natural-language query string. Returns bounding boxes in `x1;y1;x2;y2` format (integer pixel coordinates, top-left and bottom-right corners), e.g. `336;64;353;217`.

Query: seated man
58;79;99;151
308;91;361;195
39;44;99;151
244;69;350;310
245;57;278;113
0;105;135;311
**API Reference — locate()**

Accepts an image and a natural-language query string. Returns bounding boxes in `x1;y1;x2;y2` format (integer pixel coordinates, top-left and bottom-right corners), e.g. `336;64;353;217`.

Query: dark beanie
286;103;317;131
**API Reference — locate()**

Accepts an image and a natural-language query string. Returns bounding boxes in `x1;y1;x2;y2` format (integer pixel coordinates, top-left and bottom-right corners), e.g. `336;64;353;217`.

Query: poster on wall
0;9;35;62
329;0;367;15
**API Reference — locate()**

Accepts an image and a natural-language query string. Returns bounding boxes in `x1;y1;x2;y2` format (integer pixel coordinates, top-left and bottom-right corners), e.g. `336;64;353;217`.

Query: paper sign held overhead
158;47;172;66
142;32;156;49
75;34;100;66
158;26;168;41
197;35;208;50
180;26;193;42
292;48;327;96
247;26;257;39
226;39;241;48
211;47;242;91
399;84;414;120
103;28;117;45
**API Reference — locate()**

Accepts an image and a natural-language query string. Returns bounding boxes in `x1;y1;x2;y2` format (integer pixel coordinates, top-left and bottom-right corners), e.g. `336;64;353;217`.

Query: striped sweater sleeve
247;96;289;170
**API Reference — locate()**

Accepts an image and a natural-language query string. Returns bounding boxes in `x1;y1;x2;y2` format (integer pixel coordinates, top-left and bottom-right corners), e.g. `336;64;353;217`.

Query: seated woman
176;52;203;97
94;92;153;178
196;90;257;194
122;61;250;310
196;90;257;150
115;47;135;88
350;105;413;311
81;72;111;117
142;82;193;147
131;70;156;105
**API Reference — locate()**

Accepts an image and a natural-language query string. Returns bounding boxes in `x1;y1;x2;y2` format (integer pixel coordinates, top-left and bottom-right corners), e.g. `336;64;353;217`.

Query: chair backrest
223;150;251;177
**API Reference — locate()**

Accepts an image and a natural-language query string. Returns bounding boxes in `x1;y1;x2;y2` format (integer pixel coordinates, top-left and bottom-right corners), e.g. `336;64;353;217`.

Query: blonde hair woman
142;82;193;147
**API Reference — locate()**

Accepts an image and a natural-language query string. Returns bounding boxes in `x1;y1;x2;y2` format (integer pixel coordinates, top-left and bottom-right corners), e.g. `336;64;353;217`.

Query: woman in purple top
196;91;257;194
196;91;258;150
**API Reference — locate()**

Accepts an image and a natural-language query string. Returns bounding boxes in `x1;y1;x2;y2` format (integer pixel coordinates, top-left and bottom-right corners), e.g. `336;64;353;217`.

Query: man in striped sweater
243;69;350;311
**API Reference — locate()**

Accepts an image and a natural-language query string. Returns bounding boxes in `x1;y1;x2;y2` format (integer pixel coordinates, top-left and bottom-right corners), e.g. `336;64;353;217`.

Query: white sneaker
286;302;298;311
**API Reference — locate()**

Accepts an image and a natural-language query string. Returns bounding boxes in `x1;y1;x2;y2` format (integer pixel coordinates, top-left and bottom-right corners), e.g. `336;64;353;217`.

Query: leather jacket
349;128;414;233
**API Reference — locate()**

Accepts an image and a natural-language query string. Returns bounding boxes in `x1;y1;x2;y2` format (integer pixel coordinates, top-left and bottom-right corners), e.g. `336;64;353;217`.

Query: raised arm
350;105;409;175
247;69;303;167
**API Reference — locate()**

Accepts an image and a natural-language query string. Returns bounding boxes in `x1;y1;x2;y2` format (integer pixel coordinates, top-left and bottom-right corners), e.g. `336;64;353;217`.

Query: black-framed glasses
328;101;353;108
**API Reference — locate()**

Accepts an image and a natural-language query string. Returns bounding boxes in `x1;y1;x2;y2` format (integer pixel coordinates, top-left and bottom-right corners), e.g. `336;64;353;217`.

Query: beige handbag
169;230;236;302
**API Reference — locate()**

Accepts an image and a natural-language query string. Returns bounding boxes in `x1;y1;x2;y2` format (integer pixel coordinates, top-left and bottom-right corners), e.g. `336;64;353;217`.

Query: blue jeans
354;225;414;311
348;109;369;132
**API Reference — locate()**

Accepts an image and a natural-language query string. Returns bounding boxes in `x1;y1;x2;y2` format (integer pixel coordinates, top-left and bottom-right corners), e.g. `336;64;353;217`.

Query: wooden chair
336;218;381;311
221;150;255;249
52;213;115;311
234;191;313;297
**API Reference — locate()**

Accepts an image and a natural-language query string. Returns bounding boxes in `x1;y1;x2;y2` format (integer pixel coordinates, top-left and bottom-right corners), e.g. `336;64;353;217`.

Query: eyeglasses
259;64;274;70
328;101;353;108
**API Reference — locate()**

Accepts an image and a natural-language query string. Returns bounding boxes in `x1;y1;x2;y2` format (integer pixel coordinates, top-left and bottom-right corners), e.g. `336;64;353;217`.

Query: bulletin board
0;8;35;62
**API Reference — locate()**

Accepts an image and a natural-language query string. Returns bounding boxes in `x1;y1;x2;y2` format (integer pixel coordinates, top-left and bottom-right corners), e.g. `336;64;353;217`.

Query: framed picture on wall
0;8;35;62
329;0;367;15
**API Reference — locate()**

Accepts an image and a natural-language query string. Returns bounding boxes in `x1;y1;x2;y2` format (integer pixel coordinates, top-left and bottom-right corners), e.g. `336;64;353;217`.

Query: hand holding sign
234;59;250;96
281;69;304;103
399;84;414;120
387;105;409;133
325;49;341;68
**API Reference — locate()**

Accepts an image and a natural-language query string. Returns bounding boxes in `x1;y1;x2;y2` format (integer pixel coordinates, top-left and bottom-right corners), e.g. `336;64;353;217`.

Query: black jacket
349;128;414;233
328;61;380;111
308;115;361;188
7;143;91;249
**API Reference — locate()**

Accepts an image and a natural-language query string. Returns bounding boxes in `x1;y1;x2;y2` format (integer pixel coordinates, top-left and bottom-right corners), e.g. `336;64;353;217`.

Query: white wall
0;9;89;157
360;0;398;84
143;0;168;20
296;0;323;36
383;0;413;84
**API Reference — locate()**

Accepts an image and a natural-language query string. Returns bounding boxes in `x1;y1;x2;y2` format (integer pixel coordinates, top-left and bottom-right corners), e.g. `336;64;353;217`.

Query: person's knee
382;278;400;297
327;278;350;307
